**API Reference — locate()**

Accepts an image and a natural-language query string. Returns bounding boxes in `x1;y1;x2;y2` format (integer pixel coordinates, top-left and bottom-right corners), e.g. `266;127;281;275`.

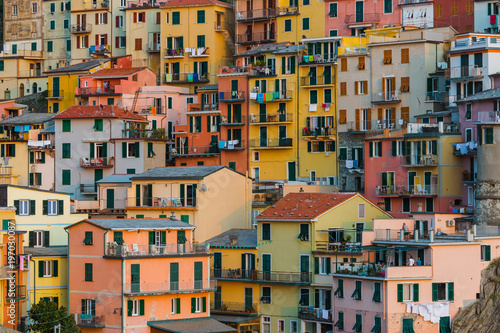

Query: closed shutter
448;283;454;301
58;200;64;215
397;284;403;302
191;298;196;313
413;283;419;302
53;260;58;277
39;261;44;277
392;141;397;156
432;283;438;301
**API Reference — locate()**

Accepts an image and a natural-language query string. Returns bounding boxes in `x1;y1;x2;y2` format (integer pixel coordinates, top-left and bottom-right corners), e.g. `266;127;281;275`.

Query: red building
433;0;474;33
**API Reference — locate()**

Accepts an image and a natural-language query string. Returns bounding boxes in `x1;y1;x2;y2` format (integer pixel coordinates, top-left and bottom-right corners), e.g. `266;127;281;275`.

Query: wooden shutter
133;12;137;23
358;56;365;70
391;78;396;93
355;109;360;131
401;107;409;127
95;13;99;25
104;34;108;46
401;48;409;64
115;36;119;47
156;12;161;24
397;284;403;302
76;36;80;48
413;283;419;302
135;38;142;51
142;12;146;23
115;16;119;27
340;82;346;96
366;108;372;130
339;110;346;124
354;82;359;95
448;283;454;301
95;34;99;46
104;13;108;24
341;58;347;71
378;108;383;121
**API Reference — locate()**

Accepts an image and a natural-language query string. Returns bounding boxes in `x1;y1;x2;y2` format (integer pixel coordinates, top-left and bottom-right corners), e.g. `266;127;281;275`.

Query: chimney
229;234;238;245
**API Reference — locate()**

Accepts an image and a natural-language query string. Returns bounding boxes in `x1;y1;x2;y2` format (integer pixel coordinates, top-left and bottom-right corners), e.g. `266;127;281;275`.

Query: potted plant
245;304;255;313
221;304;228;311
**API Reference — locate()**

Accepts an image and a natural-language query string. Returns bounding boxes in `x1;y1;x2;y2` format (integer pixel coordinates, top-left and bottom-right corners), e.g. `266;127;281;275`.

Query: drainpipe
29;256;36;309
121;258;125;333
64;229;70;316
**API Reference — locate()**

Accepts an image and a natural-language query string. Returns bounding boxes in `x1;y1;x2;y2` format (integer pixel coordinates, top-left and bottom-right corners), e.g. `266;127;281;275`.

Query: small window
352;280;362;300
302;17;310;30
310;171;316;182
290;320;298;333
172;12;180;25
18;200;31;216
261;287;271;303
358;203;365;219
34;230;44;247
262;223;271;240
481;245;491;261
278;319;285;332
483;127;494;144
197;10;205;23
284;19;292;32
130;300;141;316
253;151;260;161
465;104;472;120
298;224;309;241
329;30;338;37
84;263;93;281
47;200;58;216
62;170;71;185
398;283;418;302
43;260;53;277
383;50;392;64
329;3;338;17
83;231;93;245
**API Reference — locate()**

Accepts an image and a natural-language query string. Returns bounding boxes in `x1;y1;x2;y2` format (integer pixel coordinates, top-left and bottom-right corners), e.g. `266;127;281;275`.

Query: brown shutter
77;15;81;25
104;34;108;46
358;57;365;70
135;38;142;50
115;36;119;47
366;108;372;130
355;82;359;95
95;13;99;25
142;12;146;23
364;81;368;93
82;14;87;25
382;78;386;94
340;82;346;96
401;107;409;127
77;36;81;48
378;108;383;121
339;110;346;124
95;34;99;46
341;58;347;71
157;12;161;24
391;108;396;125
104;13;108;24
355;109;360;131
391;78;396;94
116;15;119;27
133;12;137;23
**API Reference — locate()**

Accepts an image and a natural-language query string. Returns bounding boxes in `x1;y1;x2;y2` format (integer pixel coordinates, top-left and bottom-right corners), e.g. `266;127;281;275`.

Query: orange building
65;217;231;333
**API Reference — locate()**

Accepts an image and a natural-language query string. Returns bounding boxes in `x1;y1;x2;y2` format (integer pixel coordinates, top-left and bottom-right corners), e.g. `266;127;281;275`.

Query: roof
196;84;218;91
0;113;53;126
235;42;289;57
0;325;22;333
205;229;257;248
43;59;107;74
210;314;259;324
159;0;233;9
455;88;500;103
414;110;454;118
82;67;149;79
41;124;55;133
366;129;405;140
132;166;227;181
148;318;237;333
24;246;68;257
257;192;363;220
272;45;305;54
52;105;147;121
0;184;70;196
65;218;196;231
96;174;134;184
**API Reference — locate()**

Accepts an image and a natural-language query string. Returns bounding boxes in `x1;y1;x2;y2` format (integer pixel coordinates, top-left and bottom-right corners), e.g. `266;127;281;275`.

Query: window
284;19;292;32
172;12;180;25
339;147;347;160
358;203;365;218
42;260;56;277
369;141;383;157
373;282;381;302
316;257;331;275
340;82;347;96
398;283;419;302
358;56;365;70
191;297;206;313
197;35;205;48
29;173;42;186
425;198;434;212
171;298;181;314
334;311;344;330
0;61;4;71
262;223;270;240
383;50;392;64
299;288;309;306
128;299;145;316
483;127;494;144
1;144;16;157
329;3;338;17
329;30;338;36
353;313;362;332
13;5;18;15
298;224;309;241
47;200;58;216
123;142;140;158
451;2;458;16
117;16;124;27
402;318;414;333
384;198;391;212
401;77;410;92
403;197;411;213
278;319;285;332
401;48;409;64
85;263;93;281
384;0;392;13
302;17;310;30
50;20;56;30
197;10;205;23
83;231;93;245
62;143;71;158
352;280;362;300
334;279;344;298
310;90;318;104
324;88;332;103
355;81;368;95
481;245;491;261
341;58;347;71
32;2;38;13
290;320;298;333
98;13;108;24
465;104;472;120
62;170;71;185
17;200;31;216
32;230;45;247
261;287;271;303
432;282;454;301
253;151;260;161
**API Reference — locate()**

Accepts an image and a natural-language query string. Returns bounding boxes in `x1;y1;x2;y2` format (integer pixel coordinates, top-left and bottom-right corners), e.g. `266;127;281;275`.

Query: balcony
302;127;335;137
375;185;438;196
188;47;209;58
76;315;105;328
105;243;209;257
371;90;401;104
298;307;333;323
344;13;381;25
406;122;460;135
219;91;245;102
237;31;276;44
12;50;45;59
6;285;26;301
46;90;64;100
212;269;311;284
426;91;448;103
445;65;484;80
476;111;500;124
401;154;438;167
124;280;216;295
250;112;293;124
89;45;110;56
122;129;167;140
334;261;433;279
80;183;97;194
343;119;409;133
277;6;299;16
171;145;219;157
250;90;293;102
453;142;477;156
0;167;13;176
163;49;184;58
219;140;245;150
249;138;293;149
80;157;113;168
462;170;477;183
252;188;283;206
399;0;433;4
75;86;118;96
188;103;220;112
236;8;277;22
220;115;245;126
164;73;209;84
211;268;255;280
299;76;333;86
146;43;161;53
18;69;43;77
69;24;92;34
211;301;258;314
299;54;336;65
126;196;197;209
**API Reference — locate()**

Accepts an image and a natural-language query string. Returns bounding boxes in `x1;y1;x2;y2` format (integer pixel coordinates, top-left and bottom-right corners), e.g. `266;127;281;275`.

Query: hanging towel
257;93;264;103
304;55;309;63
325;107;330;111
352;160;358;168
166;74;172;82
322;103;327;107
273;92;279;99
346;160;354;168
266;93;273;101
4;157;8;165
491;15;497;26
15;125;21;132
220;92;224;100
322;310;329;319
309;104;317;112
188;74;194;82
406;303;412;313
228;142;234;149
249;92;257;100
194;74;199;82
309;56;314;62
218;141;226;149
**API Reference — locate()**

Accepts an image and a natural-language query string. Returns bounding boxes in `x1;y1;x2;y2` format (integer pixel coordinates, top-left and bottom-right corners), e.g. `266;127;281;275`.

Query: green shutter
291;56;295;74
149;231;155;245
448;282;454;301
397;284;403;302
41;152;45;163
377;141;382;156
326;257;331;274
485;245;491;261
176;298;181;313
139;300;145;315
135;142;140;158
58;200;64;215
44;231;50;246
161;231;166;245
432;283;438;301
180;184;185;206
191;298;196;313
122;142;127;158
127;300;133;316
392;141;397;156
85;263;93;281
43;200;48;215
369;142;373;157
202;297;207;312
29;173;34;185
30;152;34;164
38;261;44;277
432;140;438;155
62;120;71;132
281;56;286;74
53;260;58;277
30;200;36;215
14;200;19;215
314;257;319;274
90;143;95;158
413;283;419;302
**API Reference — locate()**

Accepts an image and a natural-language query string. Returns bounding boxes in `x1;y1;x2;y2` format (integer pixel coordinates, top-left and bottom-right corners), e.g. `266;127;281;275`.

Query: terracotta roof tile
257;192;360;220
159;0;232;8
52;105;147;121
83;67;149;78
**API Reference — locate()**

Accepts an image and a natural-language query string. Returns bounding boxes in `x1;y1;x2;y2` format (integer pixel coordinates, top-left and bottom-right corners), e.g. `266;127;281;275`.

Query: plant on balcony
245;304;255;313
220;304;228;311
28;299;81;333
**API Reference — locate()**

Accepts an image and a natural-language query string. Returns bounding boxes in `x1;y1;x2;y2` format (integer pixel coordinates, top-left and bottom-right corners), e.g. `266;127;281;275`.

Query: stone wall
15;90;48;112
338;132;366;193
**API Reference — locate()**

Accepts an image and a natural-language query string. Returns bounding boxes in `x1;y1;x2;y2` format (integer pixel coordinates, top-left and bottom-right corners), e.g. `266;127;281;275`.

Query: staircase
131;87;140;112
222;30;236;55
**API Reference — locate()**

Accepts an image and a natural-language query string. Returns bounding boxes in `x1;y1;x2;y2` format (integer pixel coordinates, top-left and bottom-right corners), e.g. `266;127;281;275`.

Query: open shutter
413;283;419;302
281;56;286;74
29;231;34;247
39;261;44;277
127;300;133;316
135;142;140;158
176;298;181;313
191;298;196;313
122;142;127;158
180;184;185;206
397;284;403;302
140;300;145;315
90;143;95;158
44;231;50;247
392;141;397;156
326;257;331;274
314;257;319;274
448;283;454;301
432;283;438;301
30;200;36;215
53;260;58;277
43;200;48;215
202;297;207;312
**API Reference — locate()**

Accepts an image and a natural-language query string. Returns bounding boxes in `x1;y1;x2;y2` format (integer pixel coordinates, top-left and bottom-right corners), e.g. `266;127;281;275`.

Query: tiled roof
132;166;227;180
96;174;134;184
205;229;257;248
235;42;290;57
43;59;107;74
272;45;305;54
0;112;53;125
455;88;500;103
257;192;360;220
159;0;232;8
24;246;68;257
66;218;196;230
52;105;147;121
196;84;218;91
82;67;148;78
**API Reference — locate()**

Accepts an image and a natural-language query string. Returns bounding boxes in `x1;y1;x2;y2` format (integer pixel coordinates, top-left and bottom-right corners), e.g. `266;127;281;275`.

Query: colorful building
433;0;474;33
160;0;235;93
43;0;72;70
474;0;499;33
65;218;230;332
255;192;392;333
207;229;260;333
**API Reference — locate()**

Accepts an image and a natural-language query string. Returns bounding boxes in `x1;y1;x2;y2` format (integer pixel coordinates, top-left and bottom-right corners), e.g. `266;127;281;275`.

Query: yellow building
0;53;47;100
256;192;392;333
275;0;325;45
44;58;112;113
207;229;260;332
160;0;235;93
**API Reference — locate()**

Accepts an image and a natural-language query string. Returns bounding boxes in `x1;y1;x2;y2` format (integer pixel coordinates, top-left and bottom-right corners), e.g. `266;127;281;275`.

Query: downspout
64;229;70;315
106;118;113;174
334;59;339;184
30;257;36;307
121;257;125;333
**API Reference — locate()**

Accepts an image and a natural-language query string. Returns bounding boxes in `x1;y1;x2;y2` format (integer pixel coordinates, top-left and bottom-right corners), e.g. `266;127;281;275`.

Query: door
52;77;60;97
106;189;114;209
424;172;432;194
262;254;271;280
287;161;296;181
231;79;238;96
131;264;140;292
355;223;364;243
408;171;416;194
19;84;24;98
94;169;103;192
194;262;203;289
267;58;275;74
460;54;469;76
216;12;222;28
355;1;364;22
214;286;222;309
260;127;267;147
259;104;267;122
300;255;309;282
213;253;222;277
244;288;253;311
279;126;287;146
170;263;179;290
309;67;317;85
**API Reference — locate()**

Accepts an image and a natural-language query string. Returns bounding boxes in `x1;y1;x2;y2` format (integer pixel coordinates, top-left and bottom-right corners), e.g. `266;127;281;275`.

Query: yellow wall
47;74;79;113
276;0;325;44
29;256;68;308
0;141;29;186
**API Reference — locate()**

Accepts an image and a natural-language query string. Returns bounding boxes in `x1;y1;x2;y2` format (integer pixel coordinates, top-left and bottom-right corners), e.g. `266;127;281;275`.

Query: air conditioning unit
446;220;455;227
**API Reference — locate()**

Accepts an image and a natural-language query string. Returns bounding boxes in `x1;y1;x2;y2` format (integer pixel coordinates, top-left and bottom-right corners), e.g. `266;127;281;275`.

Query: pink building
324;0;401;37
331;218;500;333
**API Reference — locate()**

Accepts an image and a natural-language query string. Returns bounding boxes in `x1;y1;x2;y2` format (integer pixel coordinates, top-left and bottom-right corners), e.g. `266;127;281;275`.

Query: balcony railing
76;315;105;327
252;188;283;205
163;49;184;58
237;31;277;44
445;65;484;79
219;91;245;101
250;90;293;101
211;268;254;280
343;119;409;132
277;6;299;16
76;86;116;96
375;185;438;196
401;154;438;167
47;90;64;99
69;24;92;33
146;43;161;52
249;113;293;123
122;129;167;139
11;50;44;58
80;183;97;194
0;167;13;176
6;285;26;301
249;138;293;148
219;140;245;150
371;91;401;103
126;196;197;208
236;8;277;21
399;0;432;4
454;142;477;156
125;280;216;294
105;243;209;257
477;111;500;123
299;54;336;65
345;13;381;24
426;91;448;103
89;45;110;55
80;157;113;168
212;269;311;284
302;127;334;137
164;73;209;83
299;76;333;86
211;301;258;313
298;307;333;322
171;145;219;156
220;116;245;125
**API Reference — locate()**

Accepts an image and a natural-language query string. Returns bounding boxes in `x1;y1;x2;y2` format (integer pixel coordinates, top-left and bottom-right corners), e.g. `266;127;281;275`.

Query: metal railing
188;103;219;112
89;45;110;54
299;76;333;86
399;0;432;4
401;154;438;166
249;113;293;123
76;86;116;96
345;13;380;24
237;31;276;44
371;90;401;103
236;8;277;21
125;280;216;294
375;185;438;196
146;43;161;52
477;111;500;123
69;24;92;33
219;140;245;149
122;129;166;139
171;145;219;156
219;91;245;101
76;315;104;327
446;65;484;79
334;262;386;277
0;167;13;176
211;301;258;313
5;285;26;300
211;268;254;280
299;53;336;64
47;90;64;99
80;157;113;168
343;119;409;132
212;268;311;283
126;196;197;208
164;73;209;83
277;6;299;15
249;138;293;148
251;90;293;101
298;307;333;322
105;243;209;257
80;183;97;193
253;188;283;205
163;49;184;58
302;127;334;137
220;115;244;125
426;91;448;103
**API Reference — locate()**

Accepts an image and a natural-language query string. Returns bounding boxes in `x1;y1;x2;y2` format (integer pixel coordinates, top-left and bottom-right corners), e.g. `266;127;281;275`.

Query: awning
211;314;259;324
148;317;237;333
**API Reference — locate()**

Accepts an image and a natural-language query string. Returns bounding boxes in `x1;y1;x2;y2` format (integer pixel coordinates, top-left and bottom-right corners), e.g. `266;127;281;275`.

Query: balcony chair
82;158;91;167
131;244;146;255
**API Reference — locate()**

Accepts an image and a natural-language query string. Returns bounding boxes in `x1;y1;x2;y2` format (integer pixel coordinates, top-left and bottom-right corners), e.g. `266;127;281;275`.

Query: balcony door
241;253;255;279
52;77;60;98
300;255;309;282
259;127;268;147
131;264;140;292
106;189;114;209
262;254;271;280
244;288;253;311
309;67;317;85
213;253;222;277
424;172;432;194
355;1;364;23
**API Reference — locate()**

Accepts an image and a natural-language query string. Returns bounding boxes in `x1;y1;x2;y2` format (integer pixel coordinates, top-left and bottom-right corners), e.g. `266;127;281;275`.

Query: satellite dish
200;184;208;192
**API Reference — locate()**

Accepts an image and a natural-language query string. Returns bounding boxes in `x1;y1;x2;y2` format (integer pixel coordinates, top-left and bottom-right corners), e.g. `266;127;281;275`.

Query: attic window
132;74;138;81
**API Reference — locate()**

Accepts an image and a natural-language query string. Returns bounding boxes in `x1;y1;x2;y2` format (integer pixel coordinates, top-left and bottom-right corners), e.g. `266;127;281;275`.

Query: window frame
43;260;53;277
47;200;58;216
277;319;285;332
34;230;44;247
19;199;30;216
